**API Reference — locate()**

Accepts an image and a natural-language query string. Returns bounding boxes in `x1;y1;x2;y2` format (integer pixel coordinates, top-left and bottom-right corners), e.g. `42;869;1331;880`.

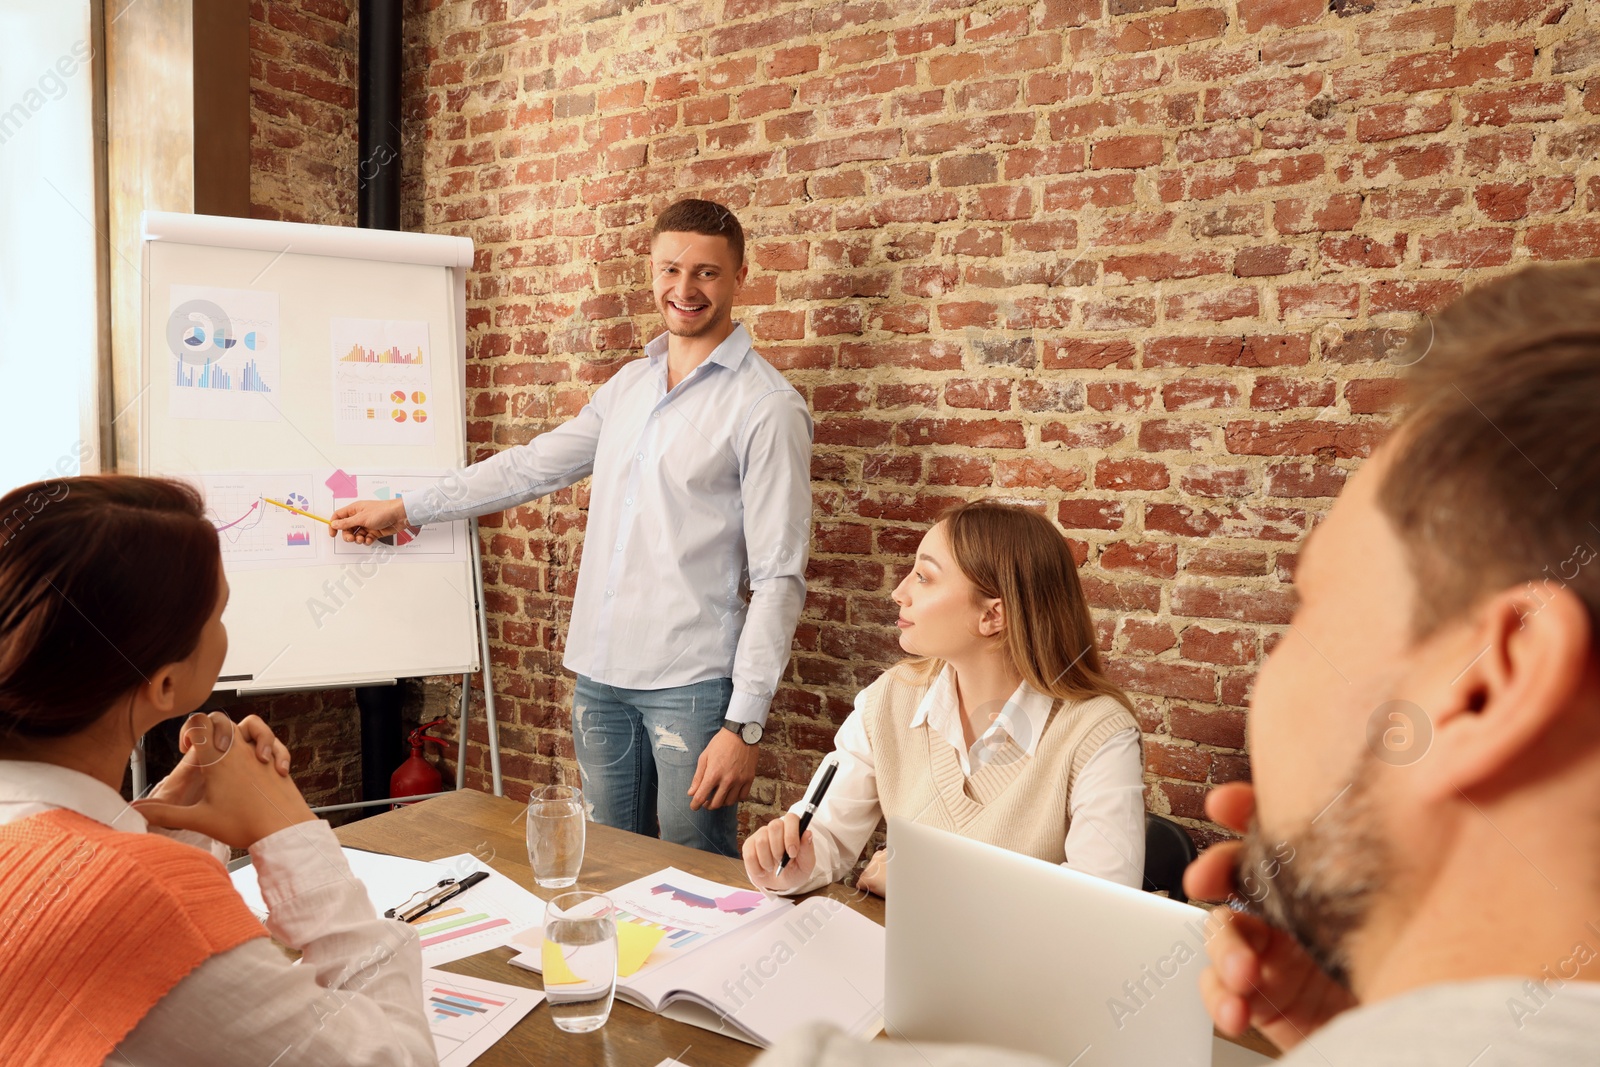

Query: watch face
740;721;762;744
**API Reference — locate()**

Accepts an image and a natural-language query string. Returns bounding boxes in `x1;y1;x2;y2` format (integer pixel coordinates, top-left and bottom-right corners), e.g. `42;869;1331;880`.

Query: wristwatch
722;718;763;744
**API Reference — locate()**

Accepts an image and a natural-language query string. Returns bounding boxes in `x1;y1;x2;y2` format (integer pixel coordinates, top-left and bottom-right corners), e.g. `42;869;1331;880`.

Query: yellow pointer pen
263;496;395;546
262;497;331;525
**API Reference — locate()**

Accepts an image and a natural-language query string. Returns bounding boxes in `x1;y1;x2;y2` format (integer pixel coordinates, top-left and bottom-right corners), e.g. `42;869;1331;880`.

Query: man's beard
1236;755;1391;989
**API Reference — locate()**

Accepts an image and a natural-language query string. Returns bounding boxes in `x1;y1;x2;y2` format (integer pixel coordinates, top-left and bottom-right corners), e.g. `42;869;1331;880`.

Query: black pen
387;870;490;922
779;758;839;873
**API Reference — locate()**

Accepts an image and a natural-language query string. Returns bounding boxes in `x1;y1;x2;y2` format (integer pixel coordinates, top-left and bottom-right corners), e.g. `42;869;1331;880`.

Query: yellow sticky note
541;939;586;986
615;919;667;978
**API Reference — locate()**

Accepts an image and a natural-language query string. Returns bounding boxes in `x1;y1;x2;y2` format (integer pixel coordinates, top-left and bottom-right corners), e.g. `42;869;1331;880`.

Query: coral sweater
0;807;266;1067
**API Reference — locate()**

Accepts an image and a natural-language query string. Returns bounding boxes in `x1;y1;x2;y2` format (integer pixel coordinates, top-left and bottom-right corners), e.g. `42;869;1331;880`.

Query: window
0;1;101;493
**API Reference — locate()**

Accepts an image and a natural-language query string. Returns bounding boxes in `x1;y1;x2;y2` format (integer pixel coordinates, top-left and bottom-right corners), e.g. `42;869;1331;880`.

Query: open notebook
510;867;886;1048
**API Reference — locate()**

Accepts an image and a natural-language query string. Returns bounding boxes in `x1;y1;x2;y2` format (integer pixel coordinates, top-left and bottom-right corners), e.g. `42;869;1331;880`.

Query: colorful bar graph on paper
174;357;271;393
340;343;424;365
613;907;703;950
408;907;465;926
418;917;511;949
285;530;310;546
429;985;509;1020
417;912;493;937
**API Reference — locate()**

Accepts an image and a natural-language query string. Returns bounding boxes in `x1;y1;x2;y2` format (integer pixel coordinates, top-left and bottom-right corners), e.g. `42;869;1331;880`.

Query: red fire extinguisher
390;718;449;806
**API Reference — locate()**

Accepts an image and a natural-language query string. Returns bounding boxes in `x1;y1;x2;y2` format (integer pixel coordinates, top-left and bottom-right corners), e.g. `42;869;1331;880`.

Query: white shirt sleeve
401;380;610;527
777;691;883;896
725;388;813;728
1062;726;1146;890
110;820;437;1067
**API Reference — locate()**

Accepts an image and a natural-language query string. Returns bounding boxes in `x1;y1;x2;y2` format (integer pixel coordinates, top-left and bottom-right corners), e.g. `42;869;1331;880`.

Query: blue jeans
570;675;739;858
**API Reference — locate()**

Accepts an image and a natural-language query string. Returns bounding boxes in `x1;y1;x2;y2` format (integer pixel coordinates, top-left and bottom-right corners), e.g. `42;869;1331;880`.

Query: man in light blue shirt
330;200;813;857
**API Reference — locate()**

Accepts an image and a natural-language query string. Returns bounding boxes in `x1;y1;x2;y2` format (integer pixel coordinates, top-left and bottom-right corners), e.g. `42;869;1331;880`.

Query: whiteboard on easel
138;211;480;693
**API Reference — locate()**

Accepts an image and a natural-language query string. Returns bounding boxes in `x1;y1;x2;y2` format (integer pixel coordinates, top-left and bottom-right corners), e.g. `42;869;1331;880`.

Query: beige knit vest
863;664;1140;866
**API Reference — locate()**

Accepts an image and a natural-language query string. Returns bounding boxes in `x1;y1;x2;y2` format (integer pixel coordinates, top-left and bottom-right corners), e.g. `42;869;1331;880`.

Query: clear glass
543;890;617;1033
526;784;586;888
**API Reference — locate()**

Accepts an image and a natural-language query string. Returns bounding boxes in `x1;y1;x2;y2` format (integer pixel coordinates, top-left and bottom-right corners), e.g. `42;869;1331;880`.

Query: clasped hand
133;712;317;851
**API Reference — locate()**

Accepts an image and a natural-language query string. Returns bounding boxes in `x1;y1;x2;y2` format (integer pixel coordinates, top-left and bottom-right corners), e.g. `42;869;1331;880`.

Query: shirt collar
909;663;1056;768
644;322;753;372
0;760;148;833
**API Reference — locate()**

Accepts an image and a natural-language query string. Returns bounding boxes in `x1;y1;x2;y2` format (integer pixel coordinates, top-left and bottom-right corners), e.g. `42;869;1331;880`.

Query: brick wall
252;0;1600;845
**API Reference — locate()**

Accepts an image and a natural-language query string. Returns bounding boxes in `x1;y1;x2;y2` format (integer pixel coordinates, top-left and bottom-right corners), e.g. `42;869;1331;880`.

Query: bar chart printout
422;967;543;1067
332;317;435;446
167;284;282;423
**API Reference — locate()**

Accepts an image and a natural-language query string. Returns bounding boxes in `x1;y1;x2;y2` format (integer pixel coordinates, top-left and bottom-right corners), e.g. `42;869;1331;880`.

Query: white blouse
780;666;1147;894
0;761;437;1066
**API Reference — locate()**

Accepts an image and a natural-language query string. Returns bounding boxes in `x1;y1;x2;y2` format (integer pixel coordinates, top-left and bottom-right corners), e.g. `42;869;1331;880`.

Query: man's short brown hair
651;198;744;266
1381;260;1600;639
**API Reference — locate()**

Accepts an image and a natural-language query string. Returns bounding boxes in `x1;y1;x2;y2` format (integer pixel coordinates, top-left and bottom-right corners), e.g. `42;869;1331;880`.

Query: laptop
886;819;1257;1067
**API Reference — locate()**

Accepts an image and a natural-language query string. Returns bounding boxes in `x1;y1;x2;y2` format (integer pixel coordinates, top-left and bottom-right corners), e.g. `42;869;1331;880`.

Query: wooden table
337;789;1276;1066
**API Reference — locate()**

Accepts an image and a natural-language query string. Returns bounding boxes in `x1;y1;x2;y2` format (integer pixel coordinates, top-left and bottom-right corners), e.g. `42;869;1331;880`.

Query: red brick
1181;465;1255;497
1058;499;1126;531
1145;334;1311;368
897;418;1027;449
1226;420;1383;459
1139;419;1213;452
927;456;993;487
1095;458;1171;491
1091;135;1164;169
1181;626;1258;666
1238;0;1323;32
995;457;1086;491
1102;542;1179;579
1170;706;1247;749
1163;378;1240;410
1121;618;1179;655
1173;584;1297;625
1356;99;1452;143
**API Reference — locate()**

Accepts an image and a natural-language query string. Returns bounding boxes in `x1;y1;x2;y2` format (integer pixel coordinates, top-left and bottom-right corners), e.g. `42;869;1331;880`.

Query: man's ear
1412;583;1592;801
977;597;1006;639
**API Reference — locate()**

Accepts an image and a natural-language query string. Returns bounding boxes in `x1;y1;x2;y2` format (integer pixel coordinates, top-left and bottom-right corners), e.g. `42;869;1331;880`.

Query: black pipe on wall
356;0;405;811
357;0;402;231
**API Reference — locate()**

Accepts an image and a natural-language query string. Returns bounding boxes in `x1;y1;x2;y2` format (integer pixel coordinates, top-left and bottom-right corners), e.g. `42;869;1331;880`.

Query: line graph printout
193;472;323;570
332;317;435;446
167;285;282;423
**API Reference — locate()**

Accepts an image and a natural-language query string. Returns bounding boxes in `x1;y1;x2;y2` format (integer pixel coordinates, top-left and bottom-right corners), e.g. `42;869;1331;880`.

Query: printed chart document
509;867;886;1047
183;467;468;570
422;967;543;1067
332;316;436;446
230;849;545;966
167;284;282;423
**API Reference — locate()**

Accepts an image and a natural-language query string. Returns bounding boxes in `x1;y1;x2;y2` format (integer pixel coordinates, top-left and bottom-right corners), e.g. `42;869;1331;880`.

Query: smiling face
890;521;1004;662
649;230;745;339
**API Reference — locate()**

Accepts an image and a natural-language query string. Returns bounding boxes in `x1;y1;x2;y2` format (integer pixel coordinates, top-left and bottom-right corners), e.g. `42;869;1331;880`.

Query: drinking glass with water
542;890;617;1033
526;784;585;889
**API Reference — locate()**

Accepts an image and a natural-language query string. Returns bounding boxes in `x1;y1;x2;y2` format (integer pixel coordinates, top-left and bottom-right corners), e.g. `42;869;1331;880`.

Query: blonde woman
745;500;1145;898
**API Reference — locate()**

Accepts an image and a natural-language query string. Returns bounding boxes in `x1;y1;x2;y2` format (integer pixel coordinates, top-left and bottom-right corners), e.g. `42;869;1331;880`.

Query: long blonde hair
902;500;1133;712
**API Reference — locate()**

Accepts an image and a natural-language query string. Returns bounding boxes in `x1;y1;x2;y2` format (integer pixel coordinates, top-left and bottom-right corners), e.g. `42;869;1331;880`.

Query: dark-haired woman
744;501;1145;898
0;476;435;1066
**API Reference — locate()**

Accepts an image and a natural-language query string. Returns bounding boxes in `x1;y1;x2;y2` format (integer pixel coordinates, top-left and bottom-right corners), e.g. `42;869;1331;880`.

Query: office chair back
1144;812;1199;903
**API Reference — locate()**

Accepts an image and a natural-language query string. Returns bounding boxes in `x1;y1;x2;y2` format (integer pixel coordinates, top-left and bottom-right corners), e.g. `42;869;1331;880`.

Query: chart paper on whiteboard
194;471;323;570
167;285;282;423
332;316;435;446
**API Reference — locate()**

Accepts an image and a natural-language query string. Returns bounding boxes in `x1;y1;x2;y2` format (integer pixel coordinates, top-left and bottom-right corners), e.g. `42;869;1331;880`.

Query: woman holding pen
743;500;1145;898
0;477;434;1066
